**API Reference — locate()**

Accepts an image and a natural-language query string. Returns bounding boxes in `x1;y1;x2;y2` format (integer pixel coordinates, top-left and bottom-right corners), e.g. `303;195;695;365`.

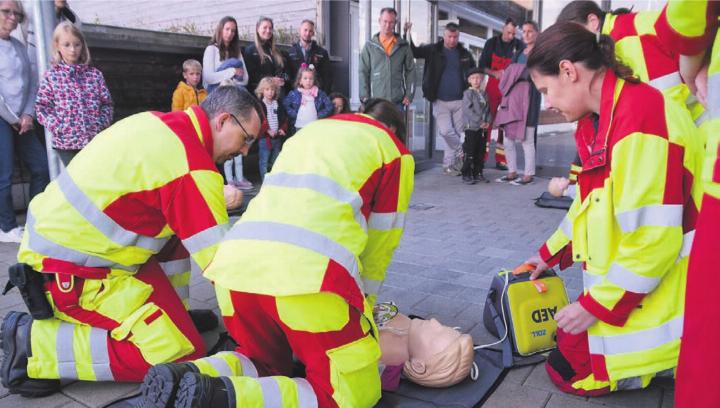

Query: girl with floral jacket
36;22;113;165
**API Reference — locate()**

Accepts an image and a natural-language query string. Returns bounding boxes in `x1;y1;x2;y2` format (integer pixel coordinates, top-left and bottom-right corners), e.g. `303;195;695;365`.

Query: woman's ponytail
597;34;638;83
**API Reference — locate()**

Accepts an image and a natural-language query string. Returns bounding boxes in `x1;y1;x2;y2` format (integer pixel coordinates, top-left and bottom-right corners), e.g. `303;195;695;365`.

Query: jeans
54;148;79;166
0;119;50;232
258;137;281;181
461;128;487;178
433;100;464;169
223;156;244;183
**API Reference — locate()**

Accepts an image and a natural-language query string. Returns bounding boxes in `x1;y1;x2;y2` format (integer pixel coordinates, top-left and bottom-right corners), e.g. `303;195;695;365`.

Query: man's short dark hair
445;22;459;32
201;86;264;125
379;7;397;17
301;19;315;27
361;98;406;144
522;20;540;32
504;18;516;27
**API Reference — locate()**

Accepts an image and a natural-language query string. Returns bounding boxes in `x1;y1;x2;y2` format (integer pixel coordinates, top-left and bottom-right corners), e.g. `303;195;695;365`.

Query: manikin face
211;110;262;163
300;71;315;90
522;23;538;47
501;22;516;42
530;63;591;123
258;20;273;42
299;22;314;44
262;86;276;101
378;11;396;37
468;73;483;89
183;68;202;88
443;29;459;49
222;21;236;46
0;1;22;39
379;315;462;367
56;31;82;64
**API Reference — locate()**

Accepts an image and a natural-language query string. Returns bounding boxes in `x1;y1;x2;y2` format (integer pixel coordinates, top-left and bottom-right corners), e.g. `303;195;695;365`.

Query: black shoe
461;175;476;185
495;163;508;171
174;372;234;408
0;311;61;398
138;362;198;408
473;173;490;183
188;309;218;333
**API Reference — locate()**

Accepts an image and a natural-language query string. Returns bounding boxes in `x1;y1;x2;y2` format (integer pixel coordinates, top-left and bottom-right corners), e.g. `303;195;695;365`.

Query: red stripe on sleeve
151;111;217;172
370;158;402;213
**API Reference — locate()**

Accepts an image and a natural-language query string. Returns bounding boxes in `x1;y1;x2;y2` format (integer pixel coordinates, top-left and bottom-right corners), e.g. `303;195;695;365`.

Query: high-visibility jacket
18;106;228;280
655;2;720;406
205;114;415;312
602;11;705;123
539;70;703;384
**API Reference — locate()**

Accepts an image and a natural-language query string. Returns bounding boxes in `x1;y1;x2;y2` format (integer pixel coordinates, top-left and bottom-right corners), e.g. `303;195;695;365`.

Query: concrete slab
62;381;139;408
482;379;551;408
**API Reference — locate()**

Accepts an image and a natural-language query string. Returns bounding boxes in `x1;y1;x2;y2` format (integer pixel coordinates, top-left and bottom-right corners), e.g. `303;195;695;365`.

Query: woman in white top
203;16;252;190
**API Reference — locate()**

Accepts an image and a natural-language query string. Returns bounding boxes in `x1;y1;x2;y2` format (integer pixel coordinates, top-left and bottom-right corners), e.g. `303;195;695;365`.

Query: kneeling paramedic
0;86;263;396
135;99;415;408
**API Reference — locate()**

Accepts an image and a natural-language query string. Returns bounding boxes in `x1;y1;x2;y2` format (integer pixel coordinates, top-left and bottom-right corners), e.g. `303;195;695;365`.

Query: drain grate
409;203;435;211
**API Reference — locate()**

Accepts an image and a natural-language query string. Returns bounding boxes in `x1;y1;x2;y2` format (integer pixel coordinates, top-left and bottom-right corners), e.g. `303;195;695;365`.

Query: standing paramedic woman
525;22;703;397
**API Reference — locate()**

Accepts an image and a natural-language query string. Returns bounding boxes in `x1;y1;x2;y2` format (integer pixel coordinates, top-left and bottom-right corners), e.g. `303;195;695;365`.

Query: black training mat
376;349;507;408
534;192;572;210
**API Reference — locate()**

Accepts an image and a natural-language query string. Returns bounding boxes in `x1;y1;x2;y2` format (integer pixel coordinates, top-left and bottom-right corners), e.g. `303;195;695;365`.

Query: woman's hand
235;68;244;78
19;114;34;134
555;302;597;335
525;253;549;280
224;185;243;210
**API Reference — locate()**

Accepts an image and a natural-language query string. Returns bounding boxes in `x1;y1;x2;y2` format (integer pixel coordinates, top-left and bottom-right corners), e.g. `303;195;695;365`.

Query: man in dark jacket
404;22;475;174
287;19;333;94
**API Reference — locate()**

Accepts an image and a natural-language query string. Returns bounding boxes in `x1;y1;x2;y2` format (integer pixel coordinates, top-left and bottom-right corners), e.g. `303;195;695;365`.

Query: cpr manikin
375;303;474;389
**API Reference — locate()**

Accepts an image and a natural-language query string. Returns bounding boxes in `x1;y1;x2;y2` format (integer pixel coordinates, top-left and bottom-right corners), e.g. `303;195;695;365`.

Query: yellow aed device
482;264;570;357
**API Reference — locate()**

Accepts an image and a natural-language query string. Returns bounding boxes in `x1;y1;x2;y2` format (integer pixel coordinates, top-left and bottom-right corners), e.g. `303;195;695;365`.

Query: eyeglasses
0;8;24;22
228;113;256;147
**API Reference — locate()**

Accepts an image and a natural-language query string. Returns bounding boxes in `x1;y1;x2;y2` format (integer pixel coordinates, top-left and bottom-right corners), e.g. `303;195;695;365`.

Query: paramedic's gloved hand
525;254;548;280
224;185;243;210
555;302;597;335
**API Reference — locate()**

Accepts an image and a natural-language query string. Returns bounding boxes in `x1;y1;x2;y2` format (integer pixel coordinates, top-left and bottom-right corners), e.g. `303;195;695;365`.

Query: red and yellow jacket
539;70;703;383
18;106;228;278
205;114;415;312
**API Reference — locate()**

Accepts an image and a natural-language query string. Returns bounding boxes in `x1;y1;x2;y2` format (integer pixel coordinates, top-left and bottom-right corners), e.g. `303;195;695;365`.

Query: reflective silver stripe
709;73;720;119
227;351;258;378
228;221;363;291
175;285;190;300
588;316;683;355
679;230;695;259
362;278;383;296
582;270;604;291
89;327;114;381
368;212;406;230
204;356;233;377
26;212;137;272
695;111;709;127
615;204;683;233
293;377;319;408
648;71;682;92
57;322;78;380
159;259;190;276
565;184;577;200
56;172;167;251
258;377;282;407
264;172;367;230
606;263;661;294
182;223;229;255
559;216;572;239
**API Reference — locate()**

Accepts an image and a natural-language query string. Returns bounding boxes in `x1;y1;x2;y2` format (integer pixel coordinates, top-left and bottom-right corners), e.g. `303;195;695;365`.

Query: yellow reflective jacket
205;114;415;311
18;106;228;277
539;71;703;383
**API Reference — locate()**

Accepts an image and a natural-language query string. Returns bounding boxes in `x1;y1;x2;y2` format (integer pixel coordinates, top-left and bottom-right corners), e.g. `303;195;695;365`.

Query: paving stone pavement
0;165;674;408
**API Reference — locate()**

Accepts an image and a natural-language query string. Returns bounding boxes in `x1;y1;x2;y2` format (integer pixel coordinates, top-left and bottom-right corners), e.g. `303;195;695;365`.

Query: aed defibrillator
482;264;569;359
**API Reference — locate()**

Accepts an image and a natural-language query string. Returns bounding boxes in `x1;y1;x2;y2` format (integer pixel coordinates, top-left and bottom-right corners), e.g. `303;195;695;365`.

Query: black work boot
138;362;199;408
188;310;219;333
174;372;234;408
0;311;61;397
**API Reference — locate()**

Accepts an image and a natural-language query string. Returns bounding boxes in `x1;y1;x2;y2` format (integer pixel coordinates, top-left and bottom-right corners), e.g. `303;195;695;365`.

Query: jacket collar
187;105;214;158
371;32;407;53
576;69;624;171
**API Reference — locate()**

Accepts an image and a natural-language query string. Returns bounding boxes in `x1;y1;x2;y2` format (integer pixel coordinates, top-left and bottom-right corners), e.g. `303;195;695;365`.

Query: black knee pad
547;350;576;381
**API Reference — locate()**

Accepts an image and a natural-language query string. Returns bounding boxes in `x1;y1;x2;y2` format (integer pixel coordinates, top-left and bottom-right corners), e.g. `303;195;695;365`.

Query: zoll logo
531;306;558;323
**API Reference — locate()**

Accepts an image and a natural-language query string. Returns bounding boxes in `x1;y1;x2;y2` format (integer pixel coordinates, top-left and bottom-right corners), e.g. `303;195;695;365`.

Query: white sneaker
0;226;23;243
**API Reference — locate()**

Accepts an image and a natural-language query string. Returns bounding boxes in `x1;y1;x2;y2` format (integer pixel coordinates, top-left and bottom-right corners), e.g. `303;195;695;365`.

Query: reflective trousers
27;240;204;382
546;328;663;396
208;285;381;407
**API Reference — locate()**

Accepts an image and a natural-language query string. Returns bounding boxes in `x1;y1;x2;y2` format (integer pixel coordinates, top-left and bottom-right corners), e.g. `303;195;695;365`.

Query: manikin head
377;305;474;388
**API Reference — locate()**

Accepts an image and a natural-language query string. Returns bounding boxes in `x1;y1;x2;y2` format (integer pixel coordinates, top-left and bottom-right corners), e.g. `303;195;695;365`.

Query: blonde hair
255;77;279;100
255;17;284;68
182;59;202;73
403;333;474;388
51;21;90;65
